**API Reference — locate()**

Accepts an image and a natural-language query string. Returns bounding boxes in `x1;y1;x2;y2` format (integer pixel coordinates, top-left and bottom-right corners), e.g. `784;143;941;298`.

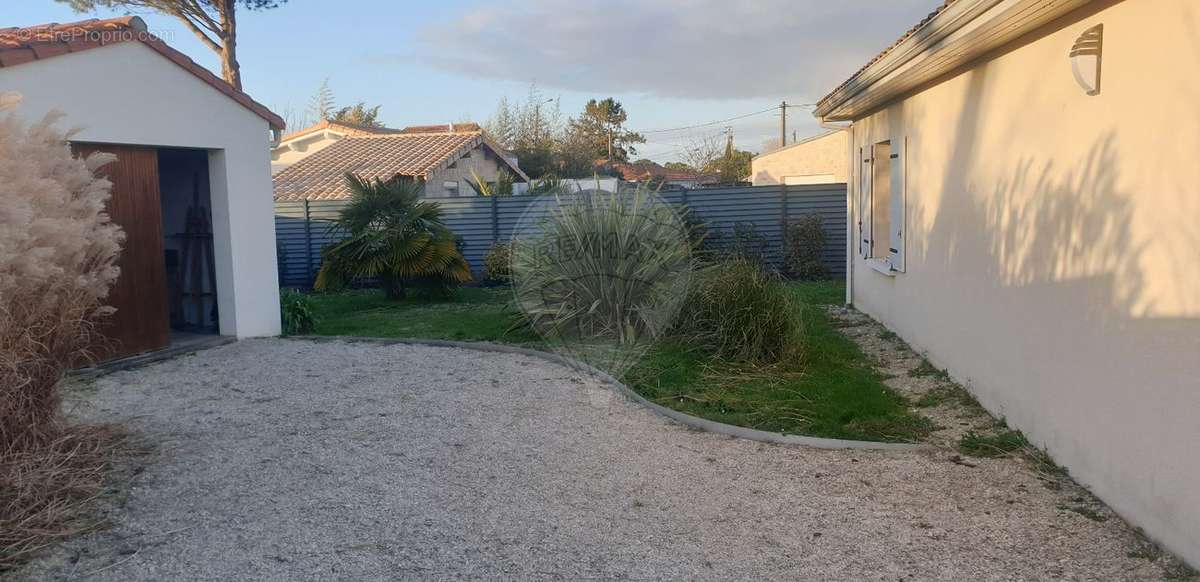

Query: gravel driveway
17;339;1177;581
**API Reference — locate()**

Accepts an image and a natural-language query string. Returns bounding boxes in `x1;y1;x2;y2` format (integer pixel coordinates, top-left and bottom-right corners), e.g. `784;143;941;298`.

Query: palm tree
314;175;471;299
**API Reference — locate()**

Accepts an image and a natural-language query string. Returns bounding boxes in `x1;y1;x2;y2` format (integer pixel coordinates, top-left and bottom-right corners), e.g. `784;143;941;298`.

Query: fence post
303;199;314;288
780;184;790;265
490;195;500;243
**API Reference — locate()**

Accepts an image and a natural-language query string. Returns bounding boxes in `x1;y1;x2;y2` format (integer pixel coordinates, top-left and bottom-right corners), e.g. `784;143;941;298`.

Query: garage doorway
71;144;222;363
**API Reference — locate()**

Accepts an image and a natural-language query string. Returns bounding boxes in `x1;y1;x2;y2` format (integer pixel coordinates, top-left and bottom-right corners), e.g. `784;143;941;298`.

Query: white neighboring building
271;119;403;174
0;17;284;359
750;130;848;186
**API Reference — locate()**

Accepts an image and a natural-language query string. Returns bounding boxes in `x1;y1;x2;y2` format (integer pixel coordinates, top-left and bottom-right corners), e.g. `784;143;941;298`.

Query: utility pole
780;100;788;149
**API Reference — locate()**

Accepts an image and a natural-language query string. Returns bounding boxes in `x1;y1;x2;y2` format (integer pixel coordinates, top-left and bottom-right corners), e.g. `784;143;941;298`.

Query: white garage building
0;16;283;360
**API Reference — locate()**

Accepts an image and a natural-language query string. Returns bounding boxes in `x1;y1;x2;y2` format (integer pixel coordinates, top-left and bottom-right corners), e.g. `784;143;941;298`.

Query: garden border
291;335;931;452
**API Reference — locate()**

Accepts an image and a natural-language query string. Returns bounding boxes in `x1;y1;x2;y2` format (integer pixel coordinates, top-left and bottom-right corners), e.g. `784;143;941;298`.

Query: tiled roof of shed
0;16;285;130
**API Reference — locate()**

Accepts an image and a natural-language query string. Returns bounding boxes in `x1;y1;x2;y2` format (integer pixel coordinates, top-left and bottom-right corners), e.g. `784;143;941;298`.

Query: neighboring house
750;130;847;186
815;0;1199;566
603;160;718;189
273;129;527;201
0;17;284;361
271;119;400;174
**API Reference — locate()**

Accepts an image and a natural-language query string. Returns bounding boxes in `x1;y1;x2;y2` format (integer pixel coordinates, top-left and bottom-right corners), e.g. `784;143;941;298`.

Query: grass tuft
958;430;1028;457
915;384;982;410
908;358;951;381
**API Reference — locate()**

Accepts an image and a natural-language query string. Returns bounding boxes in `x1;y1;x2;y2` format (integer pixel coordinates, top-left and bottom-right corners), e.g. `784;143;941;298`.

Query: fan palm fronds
314;174;471;299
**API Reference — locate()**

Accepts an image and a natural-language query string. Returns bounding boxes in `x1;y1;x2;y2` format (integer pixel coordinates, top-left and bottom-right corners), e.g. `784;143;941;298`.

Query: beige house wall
751;130;848;185
845;0;1200;564
424;144;514;197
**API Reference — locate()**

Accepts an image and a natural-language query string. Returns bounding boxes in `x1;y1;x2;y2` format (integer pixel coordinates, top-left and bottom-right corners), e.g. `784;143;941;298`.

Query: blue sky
10;0;938;162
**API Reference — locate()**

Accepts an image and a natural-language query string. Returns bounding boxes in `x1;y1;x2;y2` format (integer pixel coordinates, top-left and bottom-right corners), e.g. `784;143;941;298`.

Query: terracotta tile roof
400;123;481;134
815;0;958;113
273;131;528;201
279;119;401;143
0;16;284;130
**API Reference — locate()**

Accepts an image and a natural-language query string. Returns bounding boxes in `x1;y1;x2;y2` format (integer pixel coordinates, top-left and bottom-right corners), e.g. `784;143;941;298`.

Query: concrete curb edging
291;335;932;452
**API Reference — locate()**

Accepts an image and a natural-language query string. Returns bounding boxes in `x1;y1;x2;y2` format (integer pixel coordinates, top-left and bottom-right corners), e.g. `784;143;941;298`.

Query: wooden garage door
72;144;170;362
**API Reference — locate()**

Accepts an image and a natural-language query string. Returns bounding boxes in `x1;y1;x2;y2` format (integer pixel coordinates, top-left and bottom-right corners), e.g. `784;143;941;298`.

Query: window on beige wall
858;137;907;272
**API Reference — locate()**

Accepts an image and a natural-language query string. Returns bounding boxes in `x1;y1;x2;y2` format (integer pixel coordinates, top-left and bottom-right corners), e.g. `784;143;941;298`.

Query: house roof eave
813;0;1093;121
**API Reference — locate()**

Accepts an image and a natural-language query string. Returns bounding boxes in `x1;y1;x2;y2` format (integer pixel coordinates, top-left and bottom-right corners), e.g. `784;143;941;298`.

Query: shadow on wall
903;61;1200;560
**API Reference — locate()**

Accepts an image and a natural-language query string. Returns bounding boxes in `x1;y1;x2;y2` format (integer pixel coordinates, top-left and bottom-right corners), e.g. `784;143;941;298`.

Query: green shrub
483;242;514;284
279;288;317;335
784;214;827;280
672;258;804;364
512;186;692;346
727;221;768;266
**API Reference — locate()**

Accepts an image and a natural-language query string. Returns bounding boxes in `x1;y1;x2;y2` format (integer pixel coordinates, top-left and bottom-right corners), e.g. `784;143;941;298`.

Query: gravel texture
15;338;1185;581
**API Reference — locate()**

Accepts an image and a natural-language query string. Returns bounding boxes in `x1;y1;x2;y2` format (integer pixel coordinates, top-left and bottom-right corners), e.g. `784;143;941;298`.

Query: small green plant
466;168;515;197
914;384;981;409
529;173;569;195
279;288;318;335
878;329;898;341
784;214;827;280
908;358;951;380
672;258;804;364
958;430;1029;457
483;242;514;285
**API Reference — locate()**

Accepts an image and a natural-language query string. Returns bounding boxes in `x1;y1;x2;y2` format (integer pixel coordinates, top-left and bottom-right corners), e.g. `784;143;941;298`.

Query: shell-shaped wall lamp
1070;24;1103;96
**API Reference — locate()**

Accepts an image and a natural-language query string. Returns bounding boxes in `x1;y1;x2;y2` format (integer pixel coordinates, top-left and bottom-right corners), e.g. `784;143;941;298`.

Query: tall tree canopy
57;0;288;90
714;136;754;184
568;98;644;162
331;103;383;127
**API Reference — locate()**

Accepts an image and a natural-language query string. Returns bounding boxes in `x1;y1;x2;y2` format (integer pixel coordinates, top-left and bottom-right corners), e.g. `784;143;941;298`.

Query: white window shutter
859;146;872;258
888;137;906;272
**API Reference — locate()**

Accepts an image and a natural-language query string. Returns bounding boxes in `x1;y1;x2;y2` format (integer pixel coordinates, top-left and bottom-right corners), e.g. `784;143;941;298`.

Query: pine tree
484;97;517;149
306;78;335;125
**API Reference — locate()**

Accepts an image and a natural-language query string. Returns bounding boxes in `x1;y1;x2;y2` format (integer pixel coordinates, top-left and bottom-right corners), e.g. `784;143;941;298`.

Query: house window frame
859;135;906;275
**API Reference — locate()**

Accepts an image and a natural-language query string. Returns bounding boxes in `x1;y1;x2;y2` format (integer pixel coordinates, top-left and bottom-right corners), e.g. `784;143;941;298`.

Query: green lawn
308;287;540;344
304;280;931;443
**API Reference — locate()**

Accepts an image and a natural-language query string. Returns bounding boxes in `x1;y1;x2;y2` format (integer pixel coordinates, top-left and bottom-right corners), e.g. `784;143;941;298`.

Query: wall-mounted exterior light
1070;24;1103;96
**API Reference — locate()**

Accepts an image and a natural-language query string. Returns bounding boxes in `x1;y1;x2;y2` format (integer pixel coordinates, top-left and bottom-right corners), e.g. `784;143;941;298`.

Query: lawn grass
304;279;932;443
307;287;540;344
624;280;933;442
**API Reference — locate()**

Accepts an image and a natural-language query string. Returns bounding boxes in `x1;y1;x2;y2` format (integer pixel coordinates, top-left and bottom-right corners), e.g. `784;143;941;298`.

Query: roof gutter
815;0;1004;119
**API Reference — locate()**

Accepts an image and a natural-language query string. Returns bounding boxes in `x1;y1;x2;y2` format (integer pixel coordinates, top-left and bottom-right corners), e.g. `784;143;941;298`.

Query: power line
634;106;778;134
633;102;816;135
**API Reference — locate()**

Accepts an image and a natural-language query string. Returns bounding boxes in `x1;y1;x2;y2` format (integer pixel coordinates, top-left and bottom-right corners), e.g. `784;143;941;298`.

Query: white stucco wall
846;0;1199;565
0;41;282;337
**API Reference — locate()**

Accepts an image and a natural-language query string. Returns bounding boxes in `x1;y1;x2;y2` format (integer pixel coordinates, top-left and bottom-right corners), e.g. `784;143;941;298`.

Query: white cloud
413;0;940;101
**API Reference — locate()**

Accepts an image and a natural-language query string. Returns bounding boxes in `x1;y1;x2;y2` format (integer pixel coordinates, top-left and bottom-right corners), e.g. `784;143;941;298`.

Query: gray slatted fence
275;184;846;288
